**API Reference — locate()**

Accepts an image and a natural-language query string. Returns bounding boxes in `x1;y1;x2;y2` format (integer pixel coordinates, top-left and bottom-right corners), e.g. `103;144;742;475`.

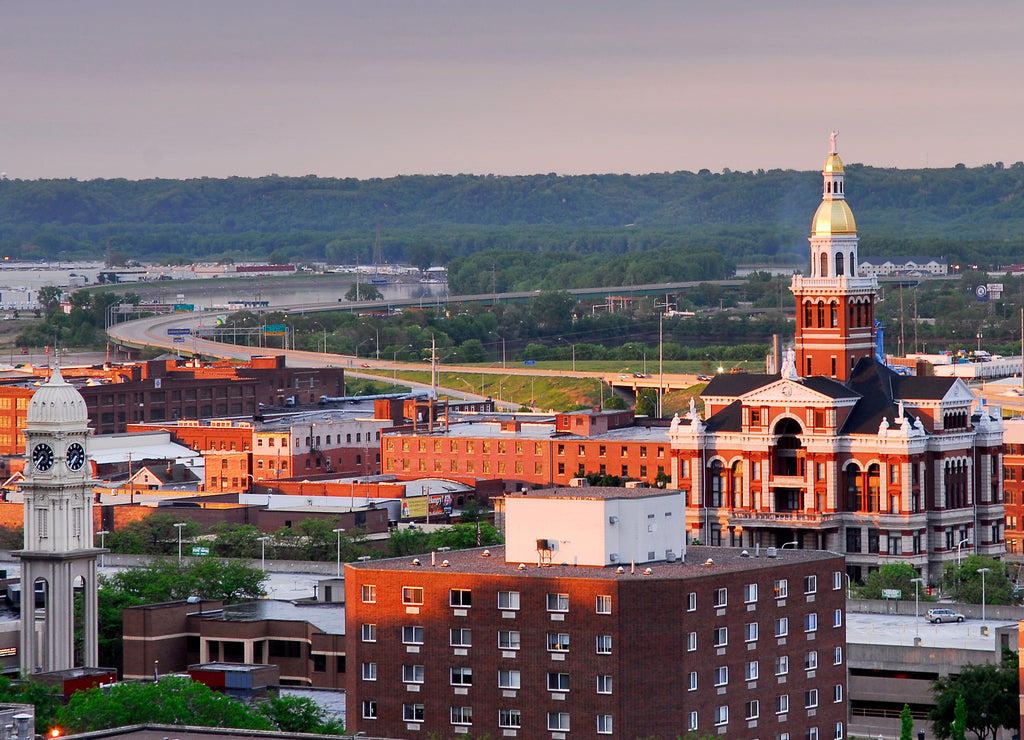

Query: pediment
941;380;976;405
740;379;848;405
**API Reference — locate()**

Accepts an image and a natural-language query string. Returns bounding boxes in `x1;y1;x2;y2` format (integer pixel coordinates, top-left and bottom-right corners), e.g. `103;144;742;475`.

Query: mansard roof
702;373;777;397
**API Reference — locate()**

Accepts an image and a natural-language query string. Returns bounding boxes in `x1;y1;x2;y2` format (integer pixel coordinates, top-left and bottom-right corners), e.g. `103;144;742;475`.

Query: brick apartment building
1001;418;1024;554
345;487;847;739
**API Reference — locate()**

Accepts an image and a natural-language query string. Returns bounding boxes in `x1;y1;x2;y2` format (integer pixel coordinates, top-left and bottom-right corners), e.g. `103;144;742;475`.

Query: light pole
977;567;991;625
174;522;187;563
956;538;970;565
96;529;110;568
333;527;345;577
911;577;924;637
312;322;327;353
258;536;271;572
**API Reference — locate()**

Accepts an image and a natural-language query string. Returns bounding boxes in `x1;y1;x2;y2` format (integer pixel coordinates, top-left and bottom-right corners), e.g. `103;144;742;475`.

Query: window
597;674;613;694
808;729;819;740
744;583;758;603
597;714;613;734
361;662;377;680
498;591;520;610
402;586;424;605
775;655;789;675
547;593;569;612
450;628;472;647
499;709;521;728
596;595;612;614
833;609;843;627
805;689;819;708
361;584;376;603
450;588;472;607
713;626;728;647
498;630;520;650
450;667;473;686
775;579;788;598
715;706;729;726
805;651;818;670
775;617;789;637
596;635;612;654
402;625;424;645
833;571;843;590
687;592;697;611
687;631;697;651
450;707;472;726
746;700;760;720
804;575;817;594
745;660;759;681
403;704;424;722
548;712;570;731
548;672;570;692
745;622;759;642
805;613;818;632
713;588;728;607
776;694;790;714
835;722;844;740
361;624;377;642
833;646;843;665
498;669;521;689
687;671;697;691
362;700;377;719
403;664;424;683
714;666;728;686
834;684;843;702
688;711;699;731
547;632;570;652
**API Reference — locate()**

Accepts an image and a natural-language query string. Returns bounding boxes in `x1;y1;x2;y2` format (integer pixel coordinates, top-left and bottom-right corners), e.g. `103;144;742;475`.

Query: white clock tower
16;367;101;673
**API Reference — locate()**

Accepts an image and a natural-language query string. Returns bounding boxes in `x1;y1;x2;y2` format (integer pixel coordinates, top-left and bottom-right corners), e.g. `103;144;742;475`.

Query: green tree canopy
858;562;935;602
930;652;1019;740
344;282;383;301
939;555;1018;605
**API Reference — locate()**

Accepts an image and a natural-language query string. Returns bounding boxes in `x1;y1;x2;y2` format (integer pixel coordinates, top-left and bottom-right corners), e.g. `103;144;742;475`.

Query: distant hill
2;163;1023;291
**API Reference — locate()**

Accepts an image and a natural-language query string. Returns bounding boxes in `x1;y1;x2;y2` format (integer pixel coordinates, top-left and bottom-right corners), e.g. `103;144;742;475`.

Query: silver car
926;608;964;623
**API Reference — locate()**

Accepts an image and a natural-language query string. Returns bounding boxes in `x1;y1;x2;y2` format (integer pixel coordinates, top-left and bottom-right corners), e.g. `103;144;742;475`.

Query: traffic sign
881;588;902;599
524;360;536;366
191;546;210;556
166;328;190;336
172;337;185;343
265;324;287;335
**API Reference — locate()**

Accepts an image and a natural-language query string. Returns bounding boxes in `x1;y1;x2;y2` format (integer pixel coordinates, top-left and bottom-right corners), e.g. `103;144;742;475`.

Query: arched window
731;461;744;508
835;252;844;276
867;464;880;512
831;304;838;328
845;465;862;511
710;460;725;507
849;251;855;275
804;302;813;327
817;301;826;327
820;253;829;278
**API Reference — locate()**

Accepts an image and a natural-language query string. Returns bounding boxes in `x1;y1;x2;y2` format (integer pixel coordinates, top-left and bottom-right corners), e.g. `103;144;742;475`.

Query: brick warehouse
345;487;847;740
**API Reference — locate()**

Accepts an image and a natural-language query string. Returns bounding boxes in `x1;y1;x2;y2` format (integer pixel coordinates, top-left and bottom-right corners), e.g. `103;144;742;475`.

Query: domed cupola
26;367;89;429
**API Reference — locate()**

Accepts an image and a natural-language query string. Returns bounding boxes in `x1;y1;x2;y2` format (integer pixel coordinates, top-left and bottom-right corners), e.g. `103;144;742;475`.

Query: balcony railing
729;510;836;526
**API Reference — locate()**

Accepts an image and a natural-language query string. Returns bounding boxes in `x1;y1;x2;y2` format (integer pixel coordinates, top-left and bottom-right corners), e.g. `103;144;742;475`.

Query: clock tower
16;367;101;673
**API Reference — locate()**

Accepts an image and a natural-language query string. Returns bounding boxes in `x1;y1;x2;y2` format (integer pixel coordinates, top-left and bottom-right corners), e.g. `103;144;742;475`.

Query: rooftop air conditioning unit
766;547;778;558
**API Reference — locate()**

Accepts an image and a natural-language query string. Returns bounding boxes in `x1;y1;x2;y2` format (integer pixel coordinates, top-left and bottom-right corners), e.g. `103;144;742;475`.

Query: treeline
3;163;1024;272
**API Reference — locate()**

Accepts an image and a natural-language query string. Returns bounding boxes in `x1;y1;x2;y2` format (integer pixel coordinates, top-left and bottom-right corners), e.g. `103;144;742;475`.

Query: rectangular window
745;660;759;681
833;571;844;590
688;711;699;732
450;628;472;647
834;684;843;703
687;631;697;651
596;595;612;614
687;592;697;611
403;704;424;722
833;609;843;627
361;624;377;642
547;593;569;612
713;626;728;647
597;674;613;694
451;707;472;726
776;694;790;714
498;669;521;689
715;706;729;726
805;689;819;708
499;710;521;729
498;630;521;650
498;591;520;610
402;586;424;605
450;588;472;607
361;662;377;680
548;672;570;692
713;588;728;607
361;584;376;603
548;712;570;731
804;575;817;594
775;579;788;598
714;666;728;686
450;667;473;686
834;646;843;665
597;715;613;735
547;633;570;652
402;626;424;645
687;671;698;691
402;664;424;683
805;613;818;632
775;655;789;675
746;700;760;720
808;729;819;740
835;722;844;740
745;622;759;642
744;583;758;603
805;651;818;671
775;617;789;637
596;635;612;654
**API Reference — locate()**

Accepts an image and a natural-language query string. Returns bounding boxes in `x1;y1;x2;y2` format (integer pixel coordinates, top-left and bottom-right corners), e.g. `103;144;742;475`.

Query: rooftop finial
829;129;840;154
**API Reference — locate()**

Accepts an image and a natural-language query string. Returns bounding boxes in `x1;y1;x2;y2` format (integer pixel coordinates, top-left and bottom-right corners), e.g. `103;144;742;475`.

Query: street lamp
96;529;110;568
174;522;187;563
910;577;924;637
312;322;327;353
977;567;991;625
333;527;345;577
956;538;971;565
258;536;271;572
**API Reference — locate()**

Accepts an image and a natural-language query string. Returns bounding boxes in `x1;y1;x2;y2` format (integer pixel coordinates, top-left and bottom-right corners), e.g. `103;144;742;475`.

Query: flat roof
846;612;1014;651
507;486;680;501
346;544;841;580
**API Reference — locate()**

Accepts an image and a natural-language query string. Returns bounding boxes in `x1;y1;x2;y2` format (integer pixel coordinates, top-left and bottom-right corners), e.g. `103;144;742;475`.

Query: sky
4;0;1024;181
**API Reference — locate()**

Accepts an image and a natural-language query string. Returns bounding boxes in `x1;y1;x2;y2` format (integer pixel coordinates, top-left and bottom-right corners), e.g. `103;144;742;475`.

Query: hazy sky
4;0;1023;180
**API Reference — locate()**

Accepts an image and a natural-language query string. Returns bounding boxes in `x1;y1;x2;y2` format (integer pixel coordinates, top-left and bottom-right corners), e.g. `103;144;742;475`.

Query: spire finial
829;130;840;154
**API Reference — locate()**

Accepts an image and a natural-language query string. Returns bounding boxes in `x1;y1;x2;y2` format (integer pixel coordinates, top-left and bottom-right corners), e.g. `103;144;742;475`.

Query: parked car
925;608;964;623
697;374;712;382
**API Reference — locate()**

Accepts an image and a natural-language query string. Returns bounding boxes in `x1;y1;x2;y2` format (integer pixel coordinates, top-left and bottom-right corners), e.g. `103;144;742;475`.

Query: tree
858;562;935;601
0;676;62;735
256;694;344;735
36;285;63;310
101;559;266;604
901;703;914;740
407;243;434;272
939;555;1017;605
344;283;383;301
930;653;1019;740
106;514;201;556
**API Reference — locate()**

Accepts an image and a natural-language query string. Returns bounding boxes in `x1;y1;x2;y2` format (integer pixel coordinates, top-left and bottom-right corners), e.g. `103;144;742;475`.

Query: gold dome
823;153;844;173
812;199;856;236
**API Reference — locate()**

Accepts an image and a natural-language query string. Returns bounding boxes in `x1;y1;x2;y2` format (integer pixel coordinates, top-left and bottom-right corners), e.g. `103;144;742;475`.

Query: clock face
66;443;86;471
32;443;55;472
